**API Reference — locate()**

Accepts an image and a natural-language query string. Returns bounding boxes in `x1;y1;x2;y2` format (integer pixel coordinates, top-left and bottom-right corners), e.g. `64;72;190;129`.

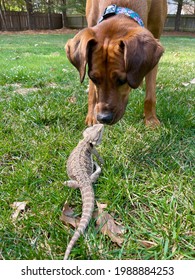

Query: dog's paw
145;116;160;128
85;114;98;126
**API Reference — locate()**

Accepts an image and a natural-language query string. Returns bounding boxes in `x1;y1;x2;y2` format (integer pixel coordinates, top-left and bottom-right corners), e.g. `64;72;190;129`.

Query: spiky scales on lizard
63;124;104;260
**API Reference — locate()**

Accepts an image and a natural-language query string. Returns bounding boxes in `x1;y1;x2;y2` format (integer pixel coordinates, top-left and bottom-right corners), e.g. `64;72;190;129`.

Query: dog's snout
97;112;114;124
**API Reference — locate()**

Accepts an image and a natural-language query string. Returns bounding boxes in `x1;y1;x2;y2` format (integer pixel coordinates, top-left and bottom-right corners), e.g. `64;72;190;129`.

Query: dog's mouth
95;108;125;125
94;96;129;125
96;111;115;124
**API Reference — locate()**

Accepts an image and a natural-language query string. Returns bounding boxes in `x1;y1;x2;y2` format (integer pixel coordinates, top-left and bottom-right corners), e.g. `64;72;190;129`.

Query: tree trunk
0;0;7;31
25;0;34;30
47;0;53;29
1;0;6;11
61;0;68;28
175;0;183;31
0;4;7;30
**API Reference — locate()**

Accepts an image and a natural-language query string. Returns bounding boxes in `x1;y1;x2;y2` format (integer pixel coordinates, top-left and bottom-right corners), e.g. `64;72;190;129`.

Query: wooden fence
66;15;87;29
164;15;195;32
0;11;63;31
65;15;195;31
0;12;195;32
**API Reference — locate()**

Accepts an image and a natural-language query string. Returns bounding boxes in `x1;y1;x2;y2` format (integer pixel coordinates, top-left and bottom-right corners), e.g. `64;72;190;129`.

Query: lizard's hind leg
64;180;80;189
90;162;101;183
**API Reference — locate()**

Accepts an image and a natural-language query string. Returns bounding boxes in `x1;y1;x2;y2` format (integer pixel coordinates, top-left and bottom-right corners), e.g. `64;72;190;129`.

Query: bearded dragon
63;124;104;260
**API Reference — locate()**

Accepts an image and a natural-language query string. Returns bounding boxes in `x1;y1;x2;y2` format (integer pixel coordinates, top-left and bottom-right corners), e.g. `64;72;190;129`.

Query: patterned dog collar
98;4;144;27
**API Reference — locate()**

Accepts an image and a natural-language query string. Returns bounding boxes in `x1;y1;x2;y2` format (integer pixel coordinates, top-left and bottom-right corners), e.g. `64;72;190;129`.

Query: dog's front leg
144;65;160;127
85;80;97;126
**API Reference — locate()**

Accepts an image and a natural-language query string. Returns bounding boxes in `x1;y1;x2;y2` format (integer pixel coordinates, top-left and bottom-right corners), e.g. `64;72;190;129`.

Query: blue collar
98;4;144;27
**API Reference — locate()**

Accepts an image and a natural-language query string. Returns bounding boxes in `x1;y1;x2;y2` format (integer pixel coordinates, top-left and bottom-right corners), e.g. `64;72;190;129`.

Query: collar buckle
99;4;117;23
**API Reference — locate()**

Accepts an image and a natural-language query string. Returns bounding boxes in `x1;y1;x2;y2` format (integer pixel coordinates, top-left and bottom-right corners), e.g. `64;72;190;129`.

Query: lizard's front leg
92;147;104;165
90;162;101;183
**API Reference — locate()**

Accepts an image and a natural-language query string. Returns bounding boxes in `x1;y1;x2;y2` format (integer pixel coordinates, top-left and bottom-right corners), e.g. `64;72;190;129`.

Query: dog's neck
98;4;144;27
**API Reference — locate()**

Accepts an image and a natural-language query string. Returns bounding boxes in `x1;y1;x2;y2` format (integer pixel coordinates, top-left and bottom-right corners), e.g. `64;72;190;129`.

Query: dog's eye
116;77;127;86
91;77;98;84
90;75;100;85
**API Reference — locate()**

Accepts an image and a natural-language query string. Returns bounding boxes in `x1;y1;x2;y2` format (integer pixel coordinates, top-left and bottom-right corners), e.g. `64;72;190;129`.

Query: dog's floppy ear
123;32;164;89
65;28;96;83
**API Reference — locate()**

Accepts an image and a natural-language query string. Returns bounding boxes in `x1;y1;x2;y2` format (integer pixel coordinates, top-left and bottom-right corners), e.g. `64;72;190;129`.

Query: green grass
0;33;194;260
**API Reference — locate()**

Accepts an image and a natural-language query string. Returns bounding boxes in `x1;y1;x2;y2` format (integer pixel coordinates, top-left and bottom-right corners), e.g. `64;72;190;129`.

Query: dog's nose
97;112;114;124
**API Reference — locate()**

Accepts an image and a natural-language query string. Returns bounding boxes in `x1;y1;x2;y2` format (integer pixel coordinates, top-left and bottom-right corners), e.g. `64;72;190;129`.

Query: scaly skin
64;124;104;260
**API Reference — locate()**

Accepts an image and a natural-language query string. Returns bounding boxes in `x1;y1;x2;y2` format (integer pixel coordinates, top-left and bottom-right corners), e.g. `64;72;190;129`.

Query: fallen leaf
61;201;125;246
50;52;60;57
138;240;157;248
68;96;77;104
96;202;124;246
48;82;58;88
185;231;195;236
173;52;179;57
182;82;189;87
190;78;195;84
11;56;20;60
182;78;195;87
60;203;80;228
96;202;108;212
11;201;28;221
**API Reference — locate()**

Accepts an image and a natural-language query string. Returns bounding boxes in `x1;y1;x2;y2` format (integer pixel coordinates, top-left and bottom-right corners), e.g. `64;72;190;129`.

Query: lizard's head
83;124;104;145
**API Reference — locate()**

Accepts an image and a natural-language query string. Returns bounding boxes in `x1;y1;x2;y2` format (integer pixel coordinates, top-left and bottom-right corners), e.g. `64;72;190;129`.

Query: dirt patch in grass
11;83;39;95
0;28;78;36
162;31;195;37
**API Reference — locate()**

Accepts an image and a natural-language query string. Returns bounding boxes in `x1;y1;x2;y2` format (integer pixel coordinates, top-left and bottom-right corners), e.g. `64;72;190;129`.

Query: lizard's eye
94;131;103;145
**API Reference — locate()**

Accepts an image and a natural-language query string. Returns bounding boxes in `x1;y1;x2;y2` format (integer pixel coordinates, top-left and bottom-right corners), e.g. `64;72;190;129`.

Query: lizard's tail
64;185;94;260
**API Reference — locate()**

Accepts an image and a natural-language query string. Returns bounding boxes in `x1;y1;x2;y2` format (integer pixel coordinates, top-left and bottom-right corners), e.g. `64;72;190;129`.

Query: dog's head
65;26;164;124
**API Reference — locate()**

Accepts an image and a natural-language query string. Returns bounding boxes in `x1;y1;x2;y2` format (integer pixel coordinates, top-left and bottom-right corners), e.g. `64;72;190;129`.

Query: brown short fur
65;0;167;126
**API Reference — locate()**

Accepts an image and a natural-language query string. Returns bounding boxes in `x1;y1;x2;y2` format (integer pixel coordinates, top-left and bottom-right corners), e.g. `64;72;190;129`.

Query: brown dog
65;0;167;126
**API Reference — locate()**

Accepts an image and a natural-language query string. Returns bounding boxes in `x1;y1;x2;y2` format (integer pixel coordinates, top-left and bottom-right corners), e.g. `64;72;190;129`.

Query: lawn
0;32;194;260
